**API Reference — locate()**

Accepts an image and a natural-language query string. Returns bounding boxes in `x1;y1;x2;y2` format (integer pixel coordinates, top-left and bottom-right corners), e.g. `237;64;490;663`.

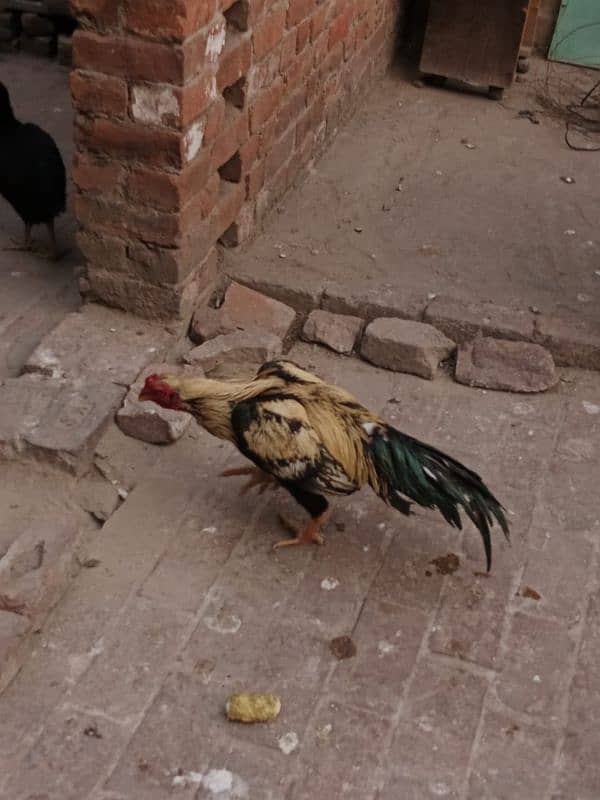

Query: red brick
295;94;325;144
296;18;311;53
328;4;354;49
249;79;284;133
265;125;295;178
279;29;297;70
310;2;330;41
189;172;221;219
70;70;128;118
76;116;183;169
181;25;213;81
75;195;182;248
202;97;226;147
275;88;306;138
71;0;119;29
73;31;184;84
217;36;252;93
239;133;260;171
253;5;286;60
180;75;216;125
287;0;315;28
246;159;265;200
83;267;204;319
210;182;245;240
211;109;249;171
77;231;128;272
124;0;216;42
248;49;280;96
126;169;182;212
284;45;312;92
258;114;277;157
72;153;124;197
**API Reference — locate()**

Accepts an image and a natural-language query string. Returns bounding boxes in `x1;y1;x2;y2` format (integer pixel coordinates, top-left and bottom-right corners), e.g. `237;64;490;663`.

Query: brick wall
70;0;402;320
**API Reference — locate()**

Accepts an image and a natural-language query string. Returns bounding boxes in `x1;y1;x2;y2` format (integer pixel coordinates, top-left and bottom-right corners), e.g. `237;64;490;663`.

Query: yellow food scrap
226;692;281;723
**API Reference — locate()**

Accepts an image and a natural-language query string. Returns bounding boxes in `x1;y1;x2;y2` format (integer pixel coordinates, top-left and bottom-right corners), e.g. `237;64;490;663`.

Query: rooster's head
139;374;184;410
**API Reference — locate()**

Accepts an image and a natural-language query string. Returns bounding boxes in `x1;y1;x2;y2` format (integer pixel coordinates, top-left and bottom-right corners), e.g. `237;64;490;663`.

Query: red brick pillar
69;0;238;320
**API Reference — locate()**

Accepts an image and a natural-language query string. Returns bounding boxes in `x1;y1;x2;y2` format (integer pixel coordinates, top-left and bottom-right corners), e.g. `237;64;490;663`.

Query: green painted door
549;0;600;68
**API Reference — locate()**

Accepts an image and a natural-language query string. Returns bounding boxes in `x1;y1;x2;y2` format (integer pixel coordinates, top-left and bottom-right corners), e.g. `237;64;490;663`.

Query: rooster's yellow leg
273;511;329;550
220;466;277;495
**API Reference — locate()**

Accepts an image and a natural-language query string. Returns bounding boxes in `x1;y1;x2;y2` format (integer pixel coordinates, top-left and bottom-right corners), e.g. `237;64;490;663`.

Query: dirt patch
329;635;357;660
430;553;460;575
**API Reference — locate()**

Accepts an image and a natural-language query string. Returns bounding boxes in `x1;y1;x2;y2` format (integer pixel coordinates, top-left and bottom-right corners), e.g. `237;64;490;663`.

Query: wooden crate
420;0;529;94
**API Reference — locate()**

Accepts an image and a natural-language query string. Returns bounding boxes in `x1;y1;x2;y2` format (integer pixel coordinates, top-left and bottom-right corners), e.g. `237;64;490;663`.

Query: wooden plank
420;0;529;89
521;0;541;55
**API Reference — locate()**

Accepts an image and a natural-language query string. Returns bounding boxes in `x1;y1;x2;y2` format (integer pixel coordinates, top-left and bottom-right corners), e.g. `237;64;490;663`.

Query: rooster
139;360;509;569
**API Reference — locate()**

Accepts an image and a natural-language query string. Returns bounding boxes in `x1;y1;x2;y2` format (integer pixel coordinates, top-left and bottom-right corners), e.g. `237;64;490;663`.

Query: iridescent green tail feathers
368;425;510;571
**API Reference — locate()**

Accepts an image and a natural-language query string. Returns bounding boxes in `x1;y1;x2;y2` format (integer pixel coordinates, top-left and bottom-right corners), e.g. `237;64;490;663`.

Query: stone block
361;318;455;379
455;337;558;393
117;362;195;444
302;310;363;354
220;281;296;340
323;282;426;322
74;470;121;522
184;330;282;374
0;516;81;627
0;373;125;474
0;610;31;695
533;314;600;370
25;305;174;387
424;296;534;344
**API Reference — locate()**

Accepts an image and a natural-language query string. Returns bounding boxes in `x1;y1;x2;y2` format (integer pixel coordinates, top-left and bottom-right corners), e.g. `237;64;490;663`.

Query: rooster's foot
273;512;327;549
220;466;278;496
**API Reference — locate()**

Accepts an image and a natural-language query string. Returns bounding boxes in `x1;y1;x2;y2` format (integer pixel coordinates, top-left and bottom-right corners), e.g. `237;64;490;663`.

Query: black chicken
0;81;66;259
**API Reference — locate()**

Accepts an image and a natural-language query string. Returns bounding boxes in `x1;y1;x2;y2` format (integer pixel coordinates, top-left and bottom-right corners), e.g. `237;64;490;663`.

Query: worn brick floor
1;343;599;799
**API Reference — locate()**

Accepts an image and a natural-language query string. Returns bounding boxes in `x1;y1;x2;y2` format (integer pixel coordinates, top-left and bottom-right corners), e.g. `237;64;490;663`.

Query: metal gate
549;0;600;68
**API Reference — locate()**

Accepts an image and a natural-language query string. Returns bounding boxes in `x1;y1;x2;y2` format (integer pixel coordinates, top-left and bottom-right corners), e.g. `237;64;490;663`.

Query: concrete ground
0;53;79;379
227;59;600;325
1;341;599;799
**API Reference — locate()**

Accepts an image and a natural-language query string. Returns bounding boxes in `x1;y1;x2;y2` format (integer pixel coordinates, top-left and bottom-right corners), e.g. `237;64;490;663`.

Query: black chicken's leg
273;485;329;549
46;220;59;261
3;222;32;252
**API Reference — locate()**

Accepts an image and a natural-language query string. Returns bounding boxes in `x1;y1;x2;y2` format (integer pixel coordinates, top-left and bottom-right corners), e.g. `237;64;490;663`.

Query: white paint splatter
131;84;179;126
205;22;226;61
430;781;451;796
583;401;600;415
203;769;233;793
278;731;299;755
202;526;218;534
321;577;339;591
533;674;541;683
377;640;395;657
172;771;204;787
316;723;333;740
204;612;242;634
183;120;205;162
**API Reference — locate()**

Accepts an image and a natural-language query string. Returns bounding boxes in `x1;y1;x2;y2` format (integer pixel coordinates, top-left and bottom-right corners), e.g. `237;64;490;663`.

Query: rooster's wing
231;395;359;495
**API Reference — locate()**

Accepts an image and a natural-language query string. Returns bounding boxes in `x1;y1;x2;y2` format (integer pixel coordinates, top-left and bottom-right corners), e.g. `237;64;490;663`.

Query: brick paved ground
0;343;598;799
